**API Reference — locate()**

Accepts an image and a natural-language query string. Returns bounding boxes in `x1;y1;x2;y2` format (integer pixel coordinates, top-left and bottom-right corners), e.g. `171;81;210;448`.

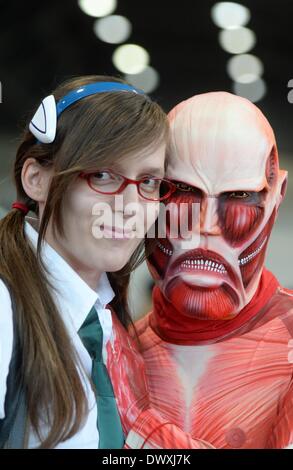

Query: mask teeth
157;241;173;256
238;236;267;267
180;258;227;274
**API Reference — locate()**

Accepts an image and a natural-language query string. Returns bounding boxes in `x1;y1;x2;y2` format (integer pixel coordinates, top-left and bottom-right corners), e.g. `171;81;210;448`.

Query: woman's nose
121;182;140;202
119;183;141;217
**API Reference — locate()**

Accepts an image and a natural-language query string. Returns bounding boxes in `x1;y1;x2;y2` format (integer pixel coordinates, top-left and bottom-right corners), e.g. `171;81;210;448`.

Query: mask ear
276;170;288;210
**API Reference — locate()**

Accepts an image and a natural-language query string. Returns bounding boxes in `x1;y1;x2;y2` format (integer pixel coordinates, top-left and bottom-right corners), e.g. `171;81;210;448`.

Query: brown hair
0;75;169;448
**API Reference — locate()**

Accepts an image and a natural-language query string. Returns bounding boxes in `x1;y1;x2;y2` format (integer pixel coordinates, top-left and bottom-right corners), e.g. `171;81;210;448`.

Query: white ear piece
29;95;57;143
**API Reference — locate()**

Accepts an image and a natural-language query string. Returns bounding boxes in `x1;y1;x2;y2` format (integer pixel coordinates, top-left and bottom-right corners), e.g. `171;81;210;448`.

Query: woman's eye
141;178;160;191
228;191;251;199
143;178;156;185
92;171;112;181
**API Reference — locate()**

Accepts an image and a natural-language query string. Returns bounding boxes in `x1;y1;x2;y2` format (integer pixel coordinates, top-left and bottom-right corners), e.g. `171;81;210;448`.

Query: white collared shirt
0;217;115;448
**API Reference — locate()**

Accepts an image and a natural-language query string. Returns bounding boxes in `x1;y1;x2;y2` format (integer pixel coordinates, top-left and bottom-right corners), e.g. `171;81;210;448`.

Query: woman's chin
93;243;136;273
102;257;130;273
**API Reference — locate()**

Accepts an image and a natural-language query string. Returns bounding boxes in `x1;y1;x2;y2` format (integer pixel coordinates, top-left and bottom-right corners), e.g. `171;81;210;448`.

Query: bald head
167;92;278;194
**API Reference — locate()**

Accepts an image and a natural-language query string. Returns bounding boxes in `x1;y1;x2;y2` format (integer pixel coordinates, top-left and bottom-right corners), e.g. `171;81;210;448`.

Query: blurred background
0;0;292;318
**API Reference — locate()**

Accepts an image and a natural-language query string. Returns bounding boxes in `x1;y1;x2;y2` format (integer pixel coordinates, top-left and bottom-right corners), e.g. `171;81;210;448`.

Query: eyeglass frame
78;169;177;201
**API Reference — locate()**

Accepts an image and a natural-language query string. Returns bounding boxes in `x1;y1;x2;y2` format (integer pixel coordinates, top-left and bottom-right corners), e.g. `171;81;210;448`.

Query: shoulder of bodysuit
275;287;293;337
134;311;152;337
278;286;293;297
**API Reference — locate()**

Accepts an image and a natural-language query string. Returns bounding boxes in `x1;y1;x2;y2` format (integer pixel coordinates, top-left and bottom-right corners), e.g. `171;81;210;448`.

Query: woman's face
41;143;166;288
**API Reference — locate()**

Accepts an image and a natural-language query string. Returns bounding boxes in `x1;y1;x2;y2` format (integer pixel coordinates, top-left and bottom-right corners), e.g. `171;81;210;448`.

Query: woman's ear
21;157;53;203
276;170;288;211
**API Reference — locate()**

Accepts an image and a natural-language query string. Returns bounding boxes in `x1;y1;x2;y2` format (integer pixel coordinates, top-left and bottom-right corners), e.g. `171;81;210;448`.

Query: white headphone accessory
29;82;145;144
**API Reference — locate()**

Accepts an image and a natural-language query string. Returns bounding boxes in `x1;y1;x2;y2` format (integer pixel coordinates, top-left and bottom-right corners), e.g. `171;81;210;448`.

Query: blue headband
29;81;145;144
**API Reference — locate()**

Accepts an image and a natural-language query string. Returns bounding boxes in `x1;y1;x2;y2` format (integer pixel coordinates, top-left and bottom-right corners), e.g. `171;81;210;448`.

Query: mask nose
200;196;221;236
164;198;201;251
163;196;222;252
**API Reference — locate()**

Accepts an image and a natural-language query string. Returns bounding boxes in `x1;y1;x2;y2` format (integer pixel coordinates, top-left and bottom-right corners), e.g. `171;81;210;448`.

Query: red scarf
150;268;279;345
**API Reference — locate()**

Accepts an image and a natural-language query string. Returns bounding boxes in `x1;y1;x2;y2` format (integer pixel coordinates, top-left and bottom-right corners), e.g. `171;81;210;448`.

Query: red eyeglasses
79;169;177;201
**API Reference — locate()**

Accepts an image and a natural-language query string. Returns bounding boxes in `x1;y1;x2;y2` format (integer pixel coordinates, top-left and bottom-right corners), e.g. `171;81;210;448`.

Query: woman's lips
101;224;135;239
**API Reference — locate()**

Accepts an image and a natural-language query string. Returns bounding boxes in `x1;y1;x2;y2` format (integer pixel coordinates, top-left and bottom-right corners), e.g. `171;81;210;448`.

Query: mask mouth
238;235;267;266
146;238;174;280
237;208;276;288
165;248;238;288
156;240;173;257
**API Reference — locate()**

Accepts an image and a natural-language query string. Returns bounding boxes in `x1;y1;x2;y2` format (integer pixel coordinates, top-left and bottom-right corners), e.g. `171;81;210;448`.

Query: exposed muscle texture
239;210;275;288
134;274;293;448
139;92;292;448
219;198;264;246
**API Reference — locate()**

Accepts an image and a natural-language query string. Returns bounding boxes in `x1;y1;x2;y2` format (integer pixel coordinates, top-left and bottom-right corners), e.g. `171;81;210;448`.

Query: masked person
135;91;293;449
0;75;213;449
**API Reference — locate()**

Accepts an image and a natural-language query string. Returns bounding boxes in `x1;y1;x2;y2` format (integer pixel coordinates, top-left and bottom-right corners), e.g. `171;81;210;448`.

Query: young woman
0;75;211;450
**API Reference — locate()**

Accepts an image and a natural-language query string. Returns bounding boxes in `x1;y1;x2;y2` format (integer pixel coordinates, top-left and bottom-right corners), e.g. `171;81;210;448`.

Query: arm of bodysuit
266;379;293;449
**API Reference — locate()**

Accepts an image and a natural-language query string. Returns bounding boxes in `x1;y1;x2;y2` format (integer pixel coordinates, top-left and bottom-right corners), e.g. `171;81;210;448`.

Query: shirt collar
24;217;115;331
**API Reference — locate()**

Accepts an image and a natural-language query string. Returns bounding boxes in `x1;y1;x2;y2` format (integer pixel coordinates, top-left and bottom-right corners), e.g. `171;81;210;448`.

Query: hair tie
12;201;29;215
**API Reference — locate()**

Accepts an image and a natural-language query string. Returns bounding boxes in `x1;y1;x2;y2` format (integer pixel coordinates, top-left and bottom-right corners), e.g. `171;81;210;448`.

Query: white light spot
112;44;150;74
233;78;267;103
219;27;256;54
227;54;264;83
93;15;132;44
211;2;251;29
125;66;160;93
78;0;117;18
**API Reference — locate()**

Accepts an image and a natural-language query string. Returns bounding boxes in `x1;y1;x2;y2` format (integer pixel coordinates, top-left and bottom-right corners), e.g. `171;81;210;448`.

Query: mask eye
228;191;251;199
175;182;197;192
